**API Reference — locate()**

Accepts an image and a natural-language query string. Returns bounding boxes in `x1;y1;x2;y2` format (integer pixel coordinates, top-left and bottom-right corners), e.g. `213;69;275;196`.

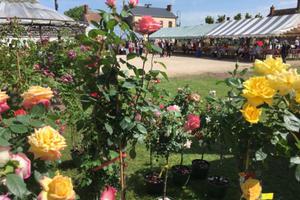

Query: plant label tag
261;193;274;200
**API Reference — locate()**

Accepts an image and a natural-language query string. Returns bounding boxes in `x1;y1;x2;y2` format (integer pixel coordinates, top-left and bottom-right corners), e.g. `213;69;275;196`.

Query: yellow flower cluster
0;91;9;102
254;55;290;75
28;126;67;161
241;178;262;200
241;56;300;124
38;173;75;200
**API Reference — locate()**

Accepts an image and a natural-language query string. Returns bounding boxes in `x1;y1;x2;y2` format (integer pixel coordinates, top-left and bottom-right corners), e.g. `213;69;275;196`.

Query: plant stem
245;139;251;172
180;147;184;165
163;155;169;200
150;144;153;169
119;149;126;200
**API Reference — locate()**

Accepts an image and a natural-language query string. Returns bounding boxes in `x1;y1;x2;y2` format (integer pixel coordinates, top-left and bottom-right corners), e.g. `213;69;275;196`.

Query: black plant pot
171;165;191;186
144;172;164;195
191;159;210;180
207;176;230;199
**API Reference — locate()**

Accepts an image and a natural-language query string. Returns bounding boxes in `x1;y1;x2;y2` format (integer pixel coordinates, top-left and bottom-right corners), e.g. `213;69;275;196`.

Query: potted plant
171;87;202;184
207;176;230;199
144;172;164;195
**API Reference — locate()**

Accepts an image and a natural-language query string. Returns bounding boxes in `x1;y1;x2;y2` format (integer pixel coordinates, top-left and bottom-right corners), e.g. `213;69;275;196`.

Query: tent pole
39;25;42;41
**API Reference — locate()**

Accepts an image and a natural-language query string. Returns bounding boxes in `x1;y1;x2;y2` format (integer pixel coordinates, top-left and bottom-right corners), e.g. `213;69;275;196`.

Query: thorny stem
163;155;169;200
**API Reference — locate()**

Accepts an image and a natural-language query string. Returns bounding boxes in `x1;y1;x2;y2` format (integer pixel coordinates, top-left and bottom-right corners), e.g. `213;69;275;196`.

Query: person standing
281;40;290;63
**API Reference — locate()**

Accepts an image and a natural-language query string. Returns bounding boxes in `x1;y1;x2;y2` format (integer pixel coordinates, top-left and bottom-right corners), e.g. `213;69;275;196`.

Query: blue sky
40;0;298;25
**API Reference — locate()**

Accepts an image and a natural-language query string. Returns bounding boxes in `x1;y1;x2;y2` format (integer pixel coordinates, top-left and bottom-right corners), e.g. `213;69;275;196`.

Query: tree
255;13;263;18
217;15;226;23
205;16;215;24
64;6;85;21
234;13;242;20
245;13;252;19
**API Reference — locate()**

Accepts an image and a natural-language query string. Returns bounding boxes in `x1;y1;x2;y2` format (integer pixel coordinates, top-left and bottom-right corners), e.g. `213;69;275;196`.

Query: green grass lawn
62;75;300;200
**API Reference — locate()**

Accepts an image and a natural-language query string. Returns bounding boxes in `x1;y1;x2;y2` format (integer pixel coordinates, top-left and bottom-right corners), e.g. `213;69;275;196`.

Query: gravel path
120;55;300;77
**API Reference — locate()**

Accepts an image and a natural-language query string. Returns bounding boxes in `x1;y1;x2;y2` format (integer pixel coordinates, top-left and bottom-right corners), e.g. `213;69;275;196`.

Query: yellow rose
21;86;53;109
242;76;276;106
0;91;9;102
267;69;300;96
38;173;75;200
240;104;262;124
295;91;300;104
28;126;67;161
254;55;289;75
241;178;262;200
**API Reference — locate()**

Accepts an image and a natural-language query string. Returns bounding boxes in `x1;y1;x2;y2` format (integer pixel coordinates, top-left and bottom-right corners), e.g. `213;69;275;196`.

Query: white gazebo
0;0;85;39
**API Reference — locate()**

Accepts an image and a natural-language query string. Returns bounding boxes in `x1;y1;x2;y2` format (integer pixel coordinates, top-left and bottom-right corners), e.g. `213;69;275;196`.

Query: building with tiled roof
269;0;300;16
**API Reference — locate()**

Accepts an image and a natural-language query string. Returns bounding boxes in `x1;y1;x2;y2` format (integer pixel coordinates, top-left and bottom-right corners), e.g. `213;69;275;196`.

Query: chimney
270;5;275;16
227;17;230;21
83;4;89;15
166;5;172;12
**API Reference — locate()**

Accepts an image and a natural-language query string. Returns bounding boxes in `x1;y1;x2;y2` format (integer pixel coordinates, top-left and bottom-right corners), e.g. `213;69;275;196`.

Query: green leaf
154;61;167;69
9;124;28;134
15;115;30;125
122;81;136;89
284;112;300;132
129;148;136;159
136;124;147;134
120;10;129;18
6;174;28;198
31;104;46;116
127;53;137;60
30;120;45;128
255;149;267;161
160;71;169;81
105;123;113;134
88;29;106;38
150;44;162;54
0;137;10;146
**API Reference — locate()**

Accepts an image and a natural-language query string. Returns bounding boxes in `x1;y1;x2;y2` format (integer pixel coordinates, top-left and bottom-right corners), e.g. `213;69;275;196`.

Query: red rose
14;109;27;117
184;114;200;132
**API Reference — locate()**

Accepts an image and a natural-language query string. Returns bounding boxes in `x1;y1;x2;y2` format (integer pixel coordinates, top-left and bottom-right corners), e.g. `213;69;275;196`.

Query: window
168;21;173;27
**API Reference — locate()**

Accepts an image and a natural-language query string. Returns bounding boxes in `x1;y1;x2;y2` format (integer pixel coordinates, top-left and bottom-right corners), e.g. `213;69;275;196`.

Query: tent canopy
0;0;84;38
206;14;300;38
0;0;76;25
150;14;300;40
149;24;218;39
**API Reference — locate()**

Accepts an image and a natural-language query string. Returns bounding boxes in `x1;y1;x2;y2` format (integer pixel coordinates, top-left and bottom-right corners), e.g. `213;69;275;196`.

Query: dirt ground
120;55;300;78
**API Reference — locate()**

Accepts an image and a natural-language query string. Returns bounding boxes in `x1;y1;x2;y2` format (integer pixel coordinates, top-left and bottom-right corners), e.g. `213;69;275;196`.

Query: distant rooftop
269;0;300;16
131;5;177;19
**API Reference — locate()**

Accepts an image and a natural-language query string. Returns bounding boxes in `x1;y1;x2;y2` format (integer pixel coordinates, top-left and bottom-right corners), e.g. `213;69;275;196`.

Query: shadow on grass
126;155;300;200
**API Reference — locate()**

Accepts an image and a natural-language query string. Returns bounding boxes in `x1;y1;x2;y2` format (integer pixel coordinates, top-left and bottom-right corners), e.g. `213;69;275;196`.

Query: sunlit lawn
62;75;300;200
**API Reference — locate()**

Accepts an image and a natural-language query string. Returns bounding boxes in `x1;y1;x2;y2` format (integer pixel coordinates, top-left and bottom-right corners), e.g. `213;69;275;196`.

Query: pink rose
23;99;50;109
166;105;181;112
100;186;117;200
0;101;9;114
0;147;10;165
10;153;31;179
106;0;116;8
159;104;164;109
135;113;142;122
184;114;200;132
154;110;161;118
0;194;10;200
129;0;138;7
136;16;161;34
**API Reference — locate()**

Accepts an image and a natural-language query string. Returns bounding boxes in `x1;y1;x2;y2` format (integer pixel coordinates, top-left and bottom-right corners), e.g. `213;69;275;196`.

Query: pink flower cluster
136;16;161;34
184;114;200;132
68;50;77;60
60;74;74;84
167;105;181;112
100;186;117;200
